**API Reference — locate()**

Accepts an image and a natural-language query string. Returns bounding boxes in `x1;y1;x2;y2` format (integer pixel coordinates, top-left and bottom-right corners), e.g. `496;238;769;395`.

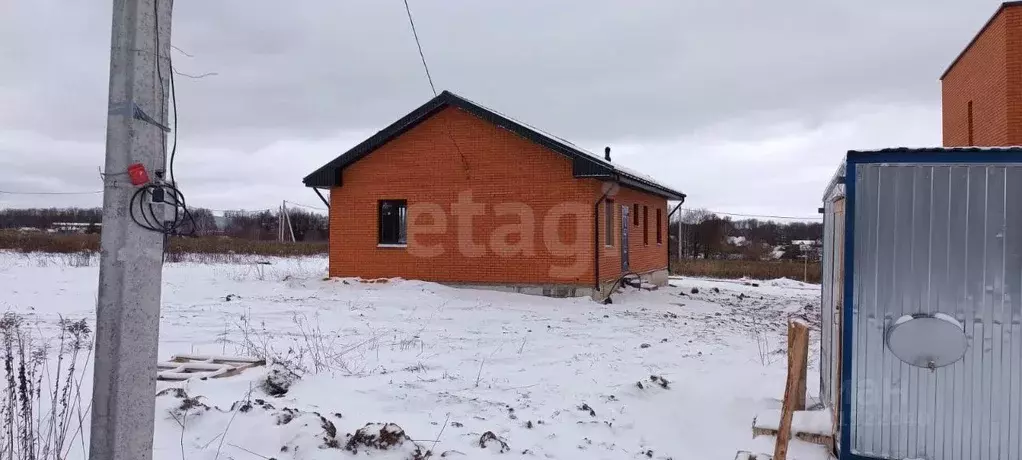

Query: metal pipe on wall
593;185;615;291
667;199;685;271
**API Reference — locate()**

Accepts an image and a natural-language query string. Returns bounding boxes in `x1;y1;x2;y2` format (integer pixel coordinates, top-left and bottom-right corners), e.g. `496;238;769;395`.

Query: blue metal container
821;147;1022;460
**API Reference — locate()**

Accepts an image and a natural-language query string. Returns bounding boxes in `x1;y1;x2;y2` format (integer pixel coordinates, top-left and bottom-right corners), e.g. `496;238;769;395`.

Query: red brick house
942;1;1022;146
303;91;685;300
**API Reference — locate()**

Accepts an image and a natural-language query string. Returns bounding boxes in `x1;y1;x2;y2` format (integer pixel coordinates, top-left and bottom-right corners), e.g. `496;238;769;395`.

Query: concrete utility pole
90;1;172;460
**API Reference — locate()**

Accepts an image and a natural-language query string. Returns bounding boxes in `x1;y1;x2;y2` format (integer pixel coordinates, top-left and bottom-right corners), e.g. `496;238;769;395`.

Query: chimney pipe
604;146;611;162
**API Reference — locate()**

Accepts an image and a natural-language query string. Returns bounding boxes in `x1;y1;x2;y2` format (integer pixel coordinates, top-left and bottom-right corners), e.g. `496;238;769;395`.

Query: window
656;208;663;244
967;101;974;146
378;200;407;245
605;200;614;246
643;206;649;245
632;204;639;225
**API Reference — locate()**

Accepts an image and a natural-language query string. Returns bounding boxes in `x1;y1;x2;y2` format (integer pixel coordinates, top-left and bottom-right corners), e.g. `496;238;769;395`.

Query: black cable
168;41;178;185
402;0;436;96
152;0;167;161
399;0;470;178
283;200;327;211
130;0;194;245
0;190;102;195
129;184;196;237
163;12;191;234
165;185;196;235
678;208;822;221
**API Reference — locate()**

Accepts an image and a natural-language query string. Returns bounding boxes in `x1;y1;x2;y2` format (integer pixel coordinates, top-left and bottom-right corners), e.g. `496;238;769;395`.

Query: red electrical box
127;163;149;186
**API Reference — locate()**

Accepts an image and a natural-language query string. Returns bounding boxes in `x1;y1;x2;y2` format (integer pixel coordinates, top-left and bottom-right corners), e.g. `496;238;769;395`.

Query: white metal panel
830;202;844;414
850;163;1022;459
821;199;834;408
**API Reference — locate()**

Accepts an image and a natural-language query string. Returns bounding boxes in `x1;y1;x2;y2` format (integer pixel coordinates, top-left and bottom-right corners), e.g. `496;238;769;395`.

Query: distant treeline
670;208;824;261
0;208;104;230
0;207;329;242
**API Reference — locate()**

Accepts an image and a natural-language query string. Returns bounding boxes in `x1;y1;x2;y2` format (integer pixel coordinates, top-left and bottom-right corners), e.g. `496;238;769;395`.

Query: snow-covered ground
0;253;829;460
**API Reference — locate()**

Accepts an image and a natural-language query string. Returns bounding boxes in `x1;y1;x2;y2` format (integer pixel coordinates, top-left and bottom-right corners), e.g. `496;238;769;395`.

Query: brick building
942;1;1022;146
303;91;685;300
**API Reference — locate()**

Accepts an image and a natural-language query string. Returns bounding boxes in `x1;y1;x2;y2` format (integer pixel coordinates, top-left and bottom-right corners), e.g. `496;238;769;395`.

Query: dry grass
167;238;326;258
233;310;379;376
0;231;326;257
1;314;93;460
671;259;821;284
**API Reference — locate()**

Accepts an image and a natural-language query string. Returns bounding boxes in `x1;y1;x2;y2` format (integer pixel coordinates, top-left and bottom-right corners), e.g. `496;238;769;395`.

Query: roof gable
303;91;685;200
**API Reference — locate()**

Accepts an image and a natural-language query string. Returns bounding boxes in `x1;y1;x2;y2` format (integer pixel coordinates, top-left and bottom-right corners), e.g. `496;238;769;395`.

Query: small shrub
233;311;372;376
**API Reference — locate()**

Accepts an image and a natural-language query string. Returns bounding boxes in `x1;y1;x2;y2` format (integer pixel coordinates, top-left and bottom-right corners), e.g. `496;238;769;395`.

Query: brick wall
329;106;666;286
596;186;669;283
942;6;1018;146
329;106;668;286
1007;8;1022;143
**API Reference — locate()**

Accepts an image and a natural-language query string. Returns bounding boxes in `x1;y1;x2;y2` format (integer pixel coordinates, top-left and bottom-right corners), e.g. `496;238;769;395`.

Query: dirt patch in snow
261;362;301;396
344;422;429;459
478;431;510;453
649;375;671;389
156;388;211;418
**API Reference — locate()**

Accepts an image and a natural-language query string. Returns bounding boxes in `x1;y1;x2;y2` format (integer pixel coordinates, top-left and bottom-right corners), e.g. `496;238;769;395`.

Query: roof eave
301;92;453;188
617;174;687;201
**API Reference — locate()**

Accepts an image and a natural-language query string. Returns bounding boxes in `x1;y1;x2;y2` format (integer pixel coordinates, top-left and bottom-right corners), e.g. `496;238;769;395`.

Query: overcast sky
0;1;1005;219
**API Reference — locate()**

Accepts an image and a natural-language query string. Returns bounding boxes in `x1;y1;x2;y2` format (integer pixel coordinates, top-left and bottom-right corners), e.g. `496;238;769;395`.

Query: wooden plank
773;319;810;460
753;425;833;446
752;408;834;446
157;355;266;381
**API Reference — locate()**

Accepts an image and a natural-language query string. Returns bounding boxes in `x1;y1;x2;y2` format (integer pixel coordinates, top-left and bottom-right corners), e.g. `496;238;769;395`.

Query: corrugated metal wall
850;163;1022;459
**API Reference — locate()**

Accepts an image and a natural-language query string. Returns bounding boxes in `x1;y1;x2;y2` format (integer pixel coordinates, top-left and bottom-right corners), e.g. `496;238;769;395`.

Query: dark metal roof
848;146;1022;154
845;146;1022;167
940;1;1022;80
302;90;686;201
826;146;1022;200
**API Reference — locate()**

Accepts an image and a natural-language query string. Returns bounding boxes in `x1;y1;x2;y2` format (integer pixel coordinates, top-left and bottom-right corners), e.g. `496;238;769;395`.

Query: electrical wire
402;0;436;96
678;208;821;221
172;68;218;80
168;42;178;185
129;183;196;236
400;0;470;178
127;0;194;242
0;190;102;195
203;208;276;213
152;0;167;158
283;200;327;211
163;10;198;235
171;44;194;58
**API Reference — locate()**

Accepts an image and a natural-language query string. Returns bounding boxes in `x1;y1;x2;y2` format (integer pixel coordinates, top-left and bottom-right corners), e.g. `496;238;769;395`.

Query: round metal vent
886;313;967;369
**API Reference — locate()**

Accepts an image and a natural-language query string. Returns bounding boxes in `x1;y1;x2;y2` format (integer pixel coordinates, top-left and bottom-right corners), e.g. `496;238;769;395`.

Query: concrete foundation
592;268;670;302
445;268;669;301
449;283;594;298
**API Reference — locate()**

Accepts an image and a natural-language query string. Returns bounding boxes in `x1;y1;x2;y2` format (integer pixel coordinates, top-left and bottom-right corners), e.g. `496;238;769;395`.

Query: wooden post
773;319;810;460
791;321;808;411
